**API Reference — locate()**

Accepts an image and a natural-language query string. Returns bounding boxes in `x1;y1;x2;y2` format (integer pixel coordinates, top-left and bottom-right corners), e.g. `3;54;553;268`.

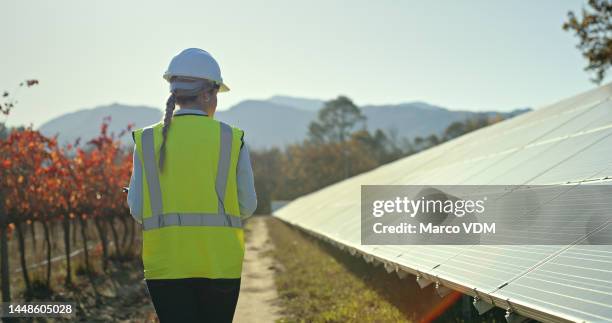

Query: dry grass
267;218;410;323
1;219;157;322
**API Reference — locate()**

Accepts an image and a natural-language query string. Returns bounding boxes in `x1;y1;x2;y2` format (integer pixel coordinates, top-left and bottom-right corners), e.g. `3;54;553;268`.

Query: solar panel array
274;84;612;322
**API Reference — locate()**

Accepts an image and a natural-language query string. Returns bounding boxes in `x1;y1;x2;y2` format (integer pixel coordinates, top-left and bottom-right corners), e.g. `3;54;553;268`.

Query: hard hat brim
219;83;230;92
164;72;230;93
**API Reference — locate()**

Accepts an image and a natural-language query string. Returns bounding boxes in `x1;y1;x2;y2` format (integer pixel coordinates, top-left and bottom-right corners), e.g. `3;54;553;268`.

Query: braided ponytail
158;93;176;171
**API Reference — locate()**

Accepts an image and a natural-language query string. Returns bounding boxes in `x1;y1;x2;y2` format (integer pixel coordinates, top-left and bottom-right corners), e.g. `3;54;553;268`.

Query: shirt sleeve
127;145;143;224
237;142;257;218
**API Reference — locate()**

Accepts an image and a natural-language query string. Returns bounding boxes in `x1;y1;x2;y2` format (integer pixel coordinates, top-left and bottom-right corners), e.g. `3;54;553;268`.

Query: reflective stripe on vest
140;123;241;231
216;122;234;226
142;213;242;230
141;127;163;217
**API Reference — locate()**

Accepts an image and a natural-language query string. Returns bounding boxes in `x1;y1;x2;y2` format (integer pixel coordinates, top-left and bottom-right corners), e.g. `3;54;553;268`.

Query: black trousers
145;278;241;323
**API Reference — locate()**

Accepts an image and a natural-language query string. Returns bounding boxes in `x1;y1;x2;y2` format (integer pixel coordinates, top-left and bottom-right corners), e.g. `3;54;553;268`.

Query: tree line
250;96;507;214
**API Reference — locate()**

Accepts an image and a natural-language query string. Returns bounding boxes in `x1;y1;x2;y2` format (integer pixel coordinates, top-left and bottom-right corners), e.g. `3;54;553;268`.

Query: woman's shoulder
131;122;164;142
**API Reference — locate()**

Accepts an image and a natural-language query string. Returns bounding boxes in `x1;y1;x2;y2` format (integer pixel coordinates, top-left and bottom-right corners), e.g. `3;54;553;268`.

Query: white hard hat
163;48;229;92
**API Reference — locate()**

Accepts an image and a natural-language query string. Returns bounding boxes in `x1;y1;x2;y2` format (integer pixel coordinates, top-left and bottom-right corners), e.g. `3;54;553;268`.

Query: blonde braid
158;93;176;171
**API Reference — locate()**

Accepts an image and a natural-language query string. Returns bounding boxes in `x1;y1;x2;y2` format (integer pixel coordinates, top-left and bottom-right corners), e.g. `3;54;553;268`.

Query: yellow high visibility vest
133;115;245;279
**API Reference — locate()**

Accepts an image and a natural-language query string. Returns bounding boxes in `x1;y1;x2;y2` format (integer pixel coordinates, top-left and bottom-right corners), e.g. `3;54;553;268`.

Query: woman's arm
237;143;257;218
127;145;143;224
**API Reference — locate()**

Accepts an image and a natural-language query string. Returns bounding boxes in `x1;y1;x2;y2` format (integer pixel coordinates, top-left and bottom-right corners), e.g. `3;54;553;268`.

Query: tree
443;121;466;141
308;96;366;179
426;134;440;147
413;136;425;152
308;96;366;144
250;148;283;214
0;79;38;303
564;0;612;84
352;129;404;164
277;137;381;198
1;129;56;299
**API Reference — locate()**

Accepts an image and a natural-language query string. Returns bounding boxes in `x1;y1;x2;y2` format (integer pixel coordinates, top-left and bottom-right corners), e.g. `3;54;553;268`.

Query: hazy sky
1;0;596;127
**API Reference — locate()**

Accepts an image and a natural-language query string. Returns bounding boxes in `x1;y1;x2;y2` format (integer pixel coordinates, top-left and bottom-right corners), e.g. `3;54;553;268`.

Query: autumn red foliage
0;117;134;300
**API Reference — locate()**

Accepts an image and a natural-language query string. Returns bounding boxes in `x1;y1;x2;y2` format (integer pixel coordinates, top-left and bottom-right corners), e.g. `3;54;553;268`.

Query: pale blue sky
1;0;595;127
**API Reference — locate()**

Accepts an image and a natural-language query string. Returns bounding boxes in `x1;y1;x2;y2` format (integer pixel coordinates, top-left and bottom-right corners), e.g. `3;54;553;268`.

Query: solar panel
275;83;612;322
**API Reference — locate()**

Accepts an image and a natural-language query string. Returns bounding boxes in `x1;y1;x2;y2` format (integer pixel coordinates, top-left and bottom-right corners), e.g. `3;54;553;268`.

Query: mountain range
38;96;530;149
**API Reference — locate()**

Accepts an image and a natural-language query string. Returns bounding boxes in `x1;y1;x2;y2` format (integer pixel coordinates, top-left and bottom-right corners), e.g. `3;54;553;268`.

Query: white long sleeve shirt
127;108;258;223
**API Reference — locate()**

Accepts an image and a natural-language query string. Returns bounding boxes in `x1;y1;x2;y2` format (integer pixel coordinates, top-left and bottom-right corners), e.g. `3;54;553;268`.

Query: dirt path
234;216;282;323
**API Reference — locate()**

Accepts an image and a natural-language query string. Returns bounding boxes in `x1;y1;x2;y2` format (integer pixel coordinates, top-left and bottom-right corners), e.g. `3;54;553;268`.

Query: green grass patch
266;218;507;323
267;218;411;323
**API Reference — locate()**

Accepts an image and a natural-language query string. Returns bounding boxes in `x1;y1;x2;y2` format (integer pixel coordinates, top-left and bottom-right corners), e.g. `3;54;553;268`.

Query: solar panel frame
275;84;612;322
